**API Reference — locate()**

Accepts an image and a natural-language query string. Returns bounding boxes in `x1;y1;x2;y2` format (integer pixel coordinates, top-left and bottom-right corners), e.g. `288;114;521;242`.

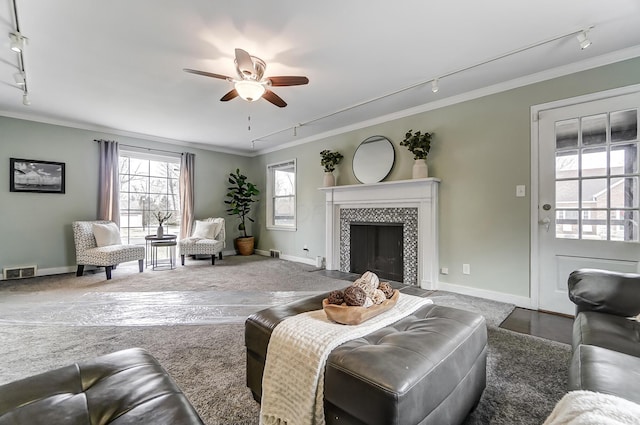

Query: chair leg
76;265;84;277
211;255;215;265
105;266;113;280
138;260;143;272
219;252;223;260
181;255;185;266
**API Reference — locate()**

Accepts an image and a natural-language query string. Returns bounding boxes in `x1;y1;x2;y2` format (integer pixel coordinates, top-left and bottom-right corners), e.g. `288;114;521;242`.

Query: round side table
145;234;177;269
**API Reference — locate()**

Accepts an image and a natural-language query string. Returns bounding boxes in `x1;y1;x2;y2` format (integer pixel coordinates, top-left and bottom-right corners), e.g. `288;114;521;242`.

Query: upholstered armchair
179;217;226;266
72;220;145;280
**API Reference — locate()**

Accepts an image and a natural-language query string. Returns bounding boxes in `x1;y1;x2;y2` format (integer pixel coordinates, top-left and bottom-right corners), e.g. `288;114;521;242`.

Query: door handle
539;217;551;232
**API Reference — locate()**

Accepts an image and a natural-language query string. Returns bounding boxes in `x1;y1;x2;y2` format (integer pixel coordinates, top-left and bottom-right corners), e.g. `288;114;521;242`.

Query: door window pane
581;114;607;146
582;209;607;240
581;179;607;209
611;109;638;143
556;210;578;239
610;210;640;242
556;180;578;207
581;147;607;177
556;119;579;149
556;150;578;178
610;142;638;175
610;177;639;209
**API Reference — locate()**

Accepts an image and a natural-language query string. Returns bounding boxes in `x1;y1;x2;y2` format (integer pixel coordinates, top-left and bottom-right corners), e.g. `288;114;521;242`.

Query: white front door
537;89;640;315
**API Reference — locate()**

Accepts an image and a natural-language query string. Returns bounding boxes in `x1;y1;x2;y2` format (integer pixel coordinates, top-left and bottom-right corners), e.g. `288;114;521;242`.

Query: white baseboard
255;250;319;267
437;280;533;309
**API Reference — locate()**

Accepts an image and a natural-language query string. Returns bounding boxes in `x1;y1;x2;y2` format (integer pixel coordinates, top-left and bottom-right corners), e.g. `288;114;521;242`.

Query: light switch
516;185;526;197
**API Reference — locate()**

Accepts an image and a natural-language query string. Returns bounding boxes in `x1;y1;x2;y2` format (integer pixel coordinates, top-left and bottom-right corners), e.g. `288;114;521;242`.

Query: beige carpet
0;255;568;425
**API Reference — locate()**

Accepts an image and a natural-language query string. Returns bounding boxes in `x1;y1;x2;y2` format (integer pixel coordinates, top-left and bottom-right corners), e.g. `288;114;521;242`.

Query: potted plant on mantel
225;169;260;255
400;130;433;179
320;149;344;187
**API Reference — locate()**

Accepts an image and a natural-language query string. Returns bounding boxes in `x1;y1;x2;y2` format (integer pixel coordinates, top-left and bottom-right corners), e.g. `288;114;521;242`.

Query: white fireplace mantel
319;178;440;289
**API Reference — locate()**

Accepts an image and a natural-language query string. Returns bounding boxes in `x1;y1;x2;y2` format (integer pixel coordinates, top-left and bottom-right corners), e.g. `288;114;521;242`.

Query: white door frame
530;83;640;311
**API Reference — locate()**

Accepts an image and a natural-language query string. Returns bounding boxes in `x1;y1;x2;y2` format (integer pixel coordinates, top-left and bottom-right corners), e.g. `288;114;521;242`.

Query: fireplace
320;178;440;289
350;222;404;282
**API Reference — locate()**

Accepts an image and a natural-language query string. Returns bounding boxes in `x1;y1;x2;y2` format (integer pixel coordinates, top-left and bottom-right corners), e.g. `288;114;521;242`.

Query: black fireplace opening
350;222;403;282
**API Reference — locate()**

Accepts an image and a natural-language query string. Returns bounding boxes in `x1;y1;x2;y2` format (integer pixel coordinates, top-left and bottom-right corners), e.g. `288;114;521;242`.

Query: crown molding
256;44;640;155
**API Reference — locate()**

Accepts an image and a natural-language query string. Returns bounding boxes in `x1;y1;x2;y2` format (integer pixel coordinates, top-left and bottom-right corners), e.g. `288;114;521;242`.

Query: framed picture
10;158;66;194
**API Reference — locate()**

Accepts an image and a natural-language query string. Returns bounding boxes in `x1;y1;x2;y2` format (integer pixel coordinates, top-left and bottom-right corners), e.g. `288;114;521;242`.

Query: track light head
9;32;25;52
431;79;439;93
576;31;592;50
22;93;30;106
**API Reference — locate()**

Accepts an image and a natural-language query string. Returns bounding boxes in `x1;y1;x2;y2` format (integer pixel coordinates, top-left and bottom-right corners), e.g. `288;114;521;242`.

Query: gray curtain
179;153;195;239
97;139;120;226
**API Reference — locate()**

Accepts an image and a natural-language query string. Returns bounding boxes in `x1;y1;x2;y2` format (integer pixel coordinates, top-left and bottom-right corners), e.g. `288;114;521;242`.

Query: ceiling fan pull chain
248;115;251;131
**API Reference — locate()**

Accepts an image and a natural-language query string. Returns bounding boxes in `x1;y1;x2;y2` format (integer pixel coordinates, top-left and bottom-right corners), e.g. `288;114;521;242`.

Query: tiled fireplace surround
319;178;440;288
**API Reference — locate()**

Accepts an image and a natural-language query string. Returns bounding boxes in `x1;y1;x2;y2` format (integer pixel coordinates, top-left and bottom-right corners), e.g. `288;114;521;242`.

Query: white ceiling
1;1;640;155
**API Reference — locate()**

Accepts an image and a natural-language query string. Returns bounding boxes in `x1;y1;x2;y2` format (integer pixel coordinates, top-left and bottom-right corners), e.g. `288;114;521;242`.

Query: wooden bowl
322;289;399;325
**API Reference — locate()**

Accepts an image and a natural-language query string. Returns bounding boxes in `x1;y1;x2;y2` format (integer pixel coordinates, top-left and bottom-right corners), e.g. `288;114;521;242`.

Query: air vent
3;265;37;280
269;249;281;258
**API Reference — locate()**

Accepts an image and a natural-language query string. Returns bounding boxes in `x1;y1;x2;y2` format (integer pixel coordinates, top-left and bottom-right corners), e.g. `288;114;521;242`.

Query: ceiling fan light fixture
234;80;266;102
576;31;592;50
9;32;25;52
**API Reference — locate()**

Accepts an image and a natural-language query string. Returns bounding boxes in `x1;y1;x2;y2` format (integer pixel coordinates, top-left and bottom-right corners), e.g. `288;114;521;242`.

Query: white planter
323;171;336;187
412;159;428;179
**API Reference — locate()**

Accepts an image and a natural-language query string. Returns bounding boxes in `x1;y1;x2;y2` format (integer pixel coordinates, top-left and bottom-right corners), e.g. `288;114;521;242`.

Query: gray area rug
0;255;571;424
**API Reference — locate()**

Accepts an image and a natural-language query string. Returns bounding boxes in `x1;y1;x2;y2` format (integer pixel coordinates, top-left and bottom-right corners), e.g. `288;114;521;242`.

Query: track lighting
13;71;25;86
9;32;25;52
431;79;439;93
576;31;592;50
22;93;30;106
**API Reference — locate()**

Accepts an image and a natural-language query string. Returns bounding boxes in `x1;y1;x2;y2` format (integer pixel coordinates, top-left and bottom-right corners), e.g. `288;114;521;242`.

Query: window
554;109;640;241
119;150;181;245
267;160;296;230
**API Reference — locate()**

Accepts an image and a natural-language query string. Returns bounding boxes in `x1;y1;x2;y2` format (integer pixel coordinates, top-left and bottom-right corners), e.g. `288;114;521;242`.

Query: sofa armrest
568;268;640;317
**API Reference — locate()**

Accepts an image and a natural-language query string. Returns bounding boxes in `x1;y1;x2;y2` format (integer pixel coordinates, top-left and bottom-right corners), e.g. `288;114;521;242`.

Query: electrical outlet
440;267;449;275
463;264;471;275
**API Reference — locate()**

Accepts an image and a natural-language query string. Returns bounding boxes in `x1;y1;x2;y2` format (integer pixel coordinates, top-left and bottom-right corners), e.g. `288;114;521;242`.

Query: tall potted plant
400;130;433;178
225;169;260;255
320;149;343;186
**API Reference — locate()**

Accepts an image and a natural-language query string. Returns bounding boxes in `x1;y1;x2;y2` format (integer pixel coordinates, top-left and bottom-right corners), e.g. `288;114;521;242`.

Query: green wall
253;57;640;300
0;117;251;273
2;56;640;302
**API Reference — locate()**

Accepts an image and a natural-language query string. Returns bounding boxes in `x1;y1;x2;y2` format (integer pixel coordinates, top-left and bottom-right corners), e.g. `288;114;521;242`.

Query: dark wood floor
499;308;573;345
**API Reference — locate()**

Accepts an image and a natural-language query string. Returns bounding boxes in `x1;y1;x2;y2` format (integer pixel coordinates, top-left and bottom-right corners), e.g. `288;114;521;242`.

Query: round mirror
353;135;395;184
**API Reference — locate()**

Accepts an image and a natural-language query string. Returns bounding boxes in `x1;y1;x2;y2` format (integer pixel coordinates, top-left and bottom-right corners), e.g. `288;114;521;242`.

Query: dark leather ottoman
245;290;488;425
0;348;204;425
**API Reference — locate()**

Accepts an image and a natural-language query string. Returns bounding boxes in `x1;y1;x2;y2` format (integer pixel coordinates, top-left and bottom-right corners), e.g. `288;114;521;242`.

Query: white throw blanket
543;390;640;425
259;293;432;425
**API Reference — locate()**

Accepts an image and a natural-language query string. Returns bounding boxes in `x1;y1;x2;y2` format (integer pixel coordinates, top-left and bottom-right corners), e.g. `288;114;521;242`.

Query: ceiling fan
184;48;309;108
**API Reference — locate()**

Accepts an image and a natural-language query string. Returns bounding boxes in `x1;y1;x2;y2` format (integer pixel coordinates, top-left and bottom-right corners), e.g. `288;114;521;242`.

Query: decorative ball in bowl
322;289;399;325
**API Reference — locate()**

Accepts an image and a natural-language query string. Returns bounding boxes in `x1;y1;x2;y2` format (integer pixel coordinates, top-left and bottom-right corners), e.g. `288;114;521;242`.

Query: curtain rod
94;139;184;156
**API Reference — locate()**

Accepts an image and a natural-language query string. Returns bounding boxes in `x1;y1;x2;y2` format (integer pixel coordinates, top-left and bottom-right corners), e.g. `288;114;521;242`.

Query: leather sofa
0;348;204;425
245;286;488;425
567;268;640;405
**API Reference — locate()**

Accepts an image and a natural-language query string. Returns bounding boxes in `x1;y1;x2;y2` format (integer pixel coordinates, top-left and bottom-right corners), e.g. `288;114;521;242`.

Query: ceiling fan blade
220;89;239;102
268;76;310;87
183;68;231;80
262;89;287;108
235;48;255;77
